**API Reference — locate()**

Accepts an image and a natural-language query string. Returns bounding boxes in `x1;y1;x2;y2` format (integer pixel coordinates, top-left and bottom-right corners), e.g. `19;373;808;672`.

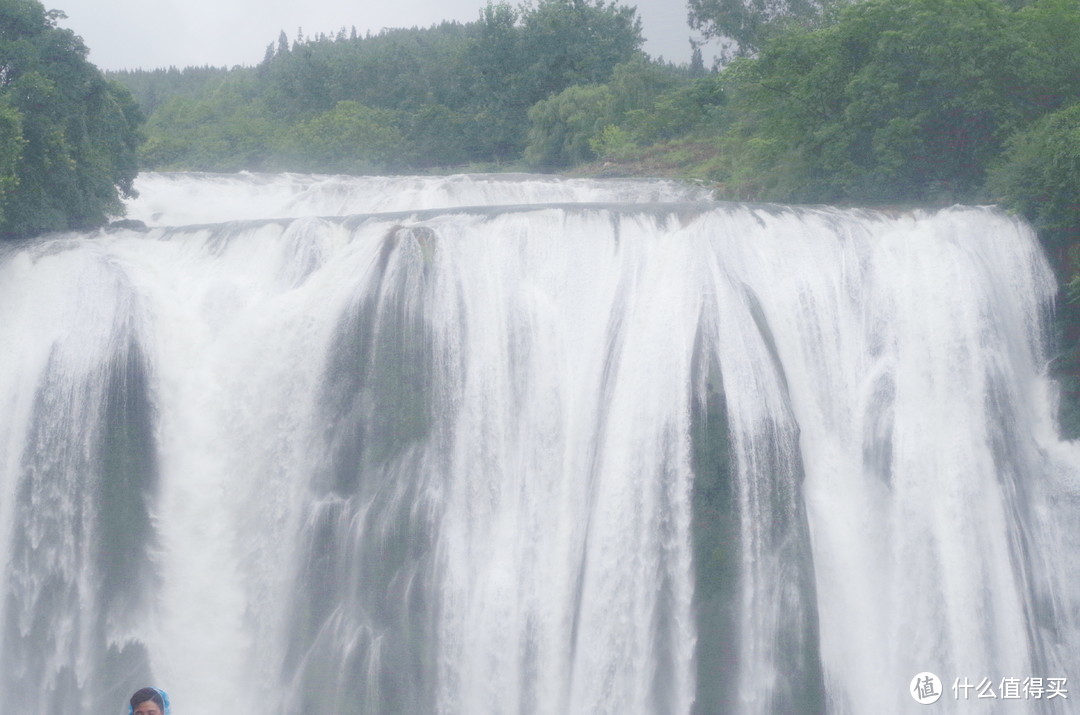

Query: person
129;687;170;715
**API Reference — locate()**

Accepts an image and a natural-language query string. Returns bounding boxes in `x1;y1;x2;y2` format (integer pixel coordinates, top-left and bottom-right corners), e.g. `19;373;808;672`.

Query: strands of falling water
0;173;1075;715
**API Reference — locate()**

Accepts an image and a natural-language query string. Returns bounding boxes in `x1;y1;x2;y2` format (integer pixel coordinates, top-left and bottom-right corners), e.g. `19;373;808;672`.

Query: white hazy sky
55;0;717;72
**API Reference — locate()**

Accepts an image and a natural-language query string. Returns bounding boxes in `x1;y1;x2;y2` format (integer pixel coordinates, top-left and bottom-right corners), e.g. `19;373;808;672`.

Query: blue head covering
128;687;170;715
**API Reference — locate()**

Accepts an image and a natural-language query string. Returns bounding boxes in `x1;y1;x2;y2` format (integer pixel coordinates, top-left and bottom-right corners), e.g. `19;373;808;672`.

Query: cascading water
0;172;1077;714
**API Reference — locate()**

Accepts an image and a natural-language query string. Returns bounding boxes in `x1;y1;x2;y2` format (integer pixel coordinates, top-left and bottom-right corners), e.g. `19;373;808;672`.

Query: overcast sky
56;0;718;72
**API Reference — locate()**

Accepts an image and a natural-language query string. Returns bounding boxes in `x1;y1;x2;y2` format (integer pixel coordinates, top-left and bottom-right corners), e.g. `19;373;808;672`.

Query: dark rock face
106;219;149;232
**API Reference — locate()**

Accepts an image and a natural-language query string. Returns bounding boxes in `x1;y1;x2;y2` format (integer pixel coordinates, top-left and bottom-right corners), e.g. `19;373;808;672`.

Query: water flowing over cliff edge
1;172;1078;714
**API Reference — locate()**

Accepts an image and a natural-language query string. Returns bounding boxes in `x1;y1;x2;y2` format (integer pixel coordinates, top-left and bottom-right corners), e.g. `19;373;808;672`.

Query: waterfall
0;172;1077;714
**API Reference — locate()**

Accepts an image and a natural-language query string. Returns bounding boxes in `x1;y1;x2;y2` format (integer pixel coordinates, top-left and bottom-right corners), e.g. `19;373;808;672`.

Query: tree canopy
712;0;1079;203
109;0;1079;249
119;0;645;173
0;0;143;238
687;0;827;55
988;103;1080;254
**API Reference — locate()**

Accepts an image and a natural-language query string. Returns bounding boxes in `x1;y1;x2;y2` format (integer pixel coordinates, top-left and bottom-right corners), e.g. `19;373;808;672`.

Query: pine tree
689;42;705;77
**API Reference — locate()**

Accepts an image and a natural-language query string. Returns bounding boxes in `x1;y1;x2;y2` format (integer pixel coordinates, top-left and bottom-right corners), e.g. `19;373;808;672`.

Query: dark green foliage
687;0;827;54
525;57;695;168
121;1;645;173
518;0;643;95
108;65;237;116
139;75;282;172
988;104;1080;254
282;101;405;174
525;84;616;168
607;57;687;117
622;74;724;142
471;0;642;159
401;103;474;168
574;0;1079;197
718;0;1048;203
0;0;143;238
0;100;21;225
689;44;706;77
1014;0;1080;111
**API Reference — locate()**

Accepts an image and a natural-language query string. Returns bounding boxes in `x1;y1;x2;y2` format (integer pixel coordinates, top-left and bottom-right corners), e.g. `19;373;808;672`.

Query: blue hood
128;688;170;715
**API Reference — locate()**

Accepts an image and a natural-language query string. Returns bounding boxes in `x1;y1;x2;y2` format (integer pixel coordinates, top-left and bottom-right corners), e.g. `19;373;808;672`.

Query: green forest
0;0;141;238
110;0;1078;212
4;0;1076;248
3;0;1078;246
113;1;649;173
